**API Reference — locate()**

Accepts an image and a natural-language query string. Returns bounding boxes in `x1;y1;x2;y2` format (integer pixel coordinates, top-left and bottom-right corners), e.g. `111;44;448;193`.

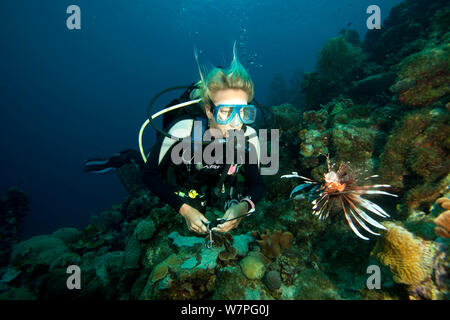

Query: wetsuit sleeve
241;162;264;204
142;138;185;213
239;137;265;204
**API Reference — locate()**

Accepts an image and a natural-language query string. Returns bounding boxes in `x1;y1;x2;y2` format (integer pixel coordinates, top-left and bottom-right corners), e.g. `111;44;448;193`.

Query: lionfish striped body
281;158;398;240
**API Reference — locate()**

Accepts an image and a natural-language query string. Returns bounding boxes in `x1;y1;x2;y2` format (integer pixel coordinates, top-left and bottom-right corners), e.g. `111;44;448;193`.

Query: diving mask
212;104;257;126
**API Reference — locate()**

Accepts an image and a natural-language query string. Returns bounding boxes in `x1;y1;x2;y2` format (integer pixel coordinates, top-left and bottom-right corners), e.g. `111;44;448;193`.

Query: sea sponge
434;197;450;238
240;256;265;280
436;197;450;209
371;222;438;286
263;270;282;291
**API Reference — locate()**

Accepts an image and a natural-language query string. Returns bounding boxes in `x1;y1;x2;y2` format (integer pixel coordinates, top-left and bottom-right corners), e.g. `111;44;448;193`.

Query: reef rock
390;42;450;107
379;108;450;210
51;228;81;245
10;235;69;271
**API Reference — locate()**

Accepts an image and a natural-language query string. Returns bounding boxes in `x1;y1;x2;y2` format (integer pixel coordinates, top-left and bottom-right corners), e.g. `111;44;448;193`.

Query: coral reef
379;108;450;211
297;270;341;299
297;96;386;172
390;42;450;107
349;72;397;101
363;0;448;67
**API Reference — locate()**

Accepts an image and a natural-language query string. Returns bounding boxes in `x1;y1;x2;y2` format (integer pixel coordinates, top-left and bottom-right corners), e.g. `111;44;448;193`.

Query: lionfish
281;156;398;240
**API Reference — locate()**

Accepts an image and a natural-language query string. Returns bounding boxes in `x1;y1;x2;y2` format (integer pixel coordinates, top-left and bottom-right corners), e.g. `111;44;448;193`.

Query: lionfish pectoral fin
292;194;306;201
348;206;380;236
349;194;390;218
345;195;387;230
341;198;370;240
289;183;313;198
281;172;299;179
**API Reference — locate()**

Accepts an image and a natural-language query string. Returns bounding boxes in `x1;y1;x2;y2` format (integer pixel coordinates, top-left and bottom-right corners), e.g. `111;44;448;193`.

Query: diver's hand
214;202;248;233
179;203;209;234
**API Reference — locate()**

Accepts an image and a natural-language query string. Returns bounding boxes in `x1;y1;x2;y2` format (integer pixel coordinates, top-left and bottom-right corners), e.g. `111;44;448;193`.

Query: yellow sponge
371;222;437;286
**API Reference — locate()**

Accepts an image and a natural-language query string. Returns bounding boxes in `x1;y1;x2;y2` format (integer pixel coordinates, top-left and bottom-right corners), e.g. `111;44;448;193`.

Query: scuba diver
84;48;264;235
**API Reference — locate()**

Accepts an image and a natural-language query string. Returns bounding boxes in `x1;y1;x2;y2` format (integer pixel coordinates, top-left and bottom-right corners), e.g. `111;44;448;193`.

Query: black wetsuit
142;120;264;213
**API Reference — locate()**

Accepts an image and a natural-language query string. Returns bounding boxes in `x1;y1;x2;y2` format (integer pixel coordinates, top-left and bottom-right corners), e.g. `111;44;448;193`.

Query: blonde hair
194;43;254;111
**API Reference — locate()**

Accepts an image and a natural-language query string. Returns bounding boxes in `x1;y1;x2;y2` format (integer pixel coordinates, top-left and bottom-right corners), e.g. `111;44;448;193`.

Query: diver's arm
142;142;185;213
142;148;208;233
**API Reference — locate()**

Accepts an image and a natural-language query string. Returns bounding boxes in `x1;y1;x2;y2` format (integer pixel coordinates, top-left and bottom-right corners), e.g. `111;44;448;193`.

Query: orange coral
434;197;450;238
253;230;294;259
255;230;281;259
371;222;439;286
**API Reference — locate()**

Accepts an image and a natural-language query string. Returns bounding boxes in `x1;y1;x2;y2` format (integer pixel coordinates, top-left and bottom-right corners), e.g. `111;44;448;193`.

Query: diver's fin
116;161;146;195
84;151;135;174
84;158;118;174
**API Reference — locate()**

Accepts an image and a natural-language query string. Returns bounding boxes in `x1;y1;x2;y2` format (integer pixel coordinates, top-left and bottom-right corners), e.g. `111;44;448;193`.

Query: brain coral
240;256;265;280
371;222;439;286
